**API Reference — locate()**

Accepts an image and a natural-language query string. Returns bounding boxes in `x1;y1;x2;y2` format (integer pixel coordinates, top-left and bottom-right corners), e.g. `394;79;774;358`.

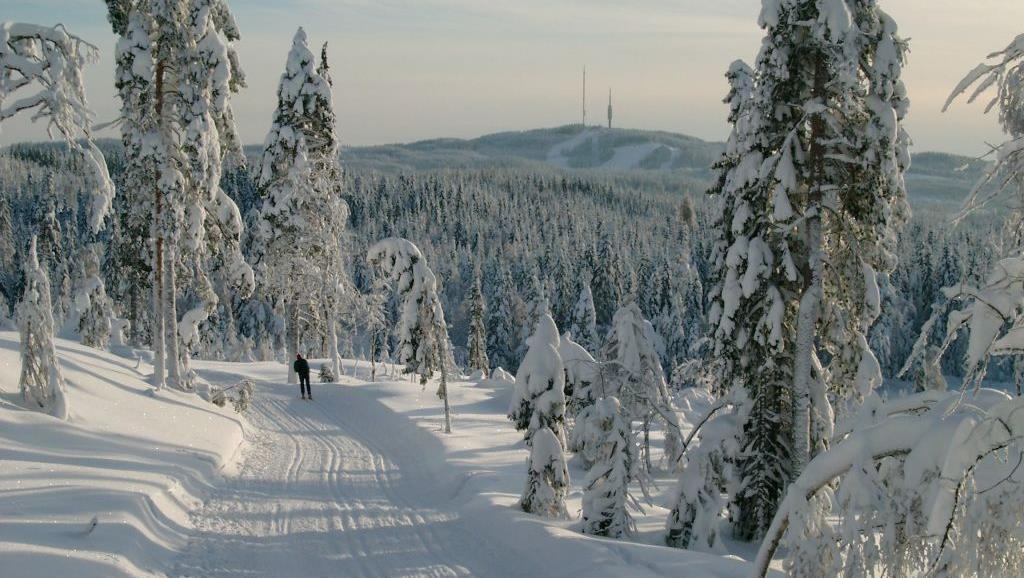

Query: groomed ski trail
172;379;537;578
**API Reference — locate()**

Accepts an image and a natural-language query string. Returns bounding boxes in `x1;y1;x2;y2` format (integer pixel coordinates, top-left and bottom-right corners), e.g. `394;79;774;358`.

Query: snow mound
0;332;245;578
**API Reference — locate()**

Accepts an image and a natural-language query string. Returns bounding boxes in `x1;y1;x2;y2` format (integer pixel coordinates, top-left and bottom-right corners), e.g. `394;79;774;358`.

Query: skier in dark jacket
294;353;312;400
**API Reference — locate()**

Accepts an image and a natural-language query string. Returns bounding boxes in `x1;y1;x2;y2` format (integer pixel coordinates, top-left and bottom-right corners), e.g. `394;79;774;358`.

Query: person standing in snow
294;354;312;400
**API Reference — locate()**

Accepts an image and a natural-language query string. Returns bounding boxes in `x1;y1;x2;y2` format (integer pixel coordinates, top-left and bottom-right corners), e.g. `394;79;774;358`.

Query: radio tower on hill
607;89;613;129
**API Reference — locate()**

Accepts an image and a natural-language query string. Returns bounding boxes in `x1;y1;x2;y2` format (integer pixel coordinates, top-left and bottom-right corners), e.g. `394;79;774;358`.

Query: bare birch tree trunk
328;307;341;381
150;60;166;390
164;243;181;389
286;300;298;384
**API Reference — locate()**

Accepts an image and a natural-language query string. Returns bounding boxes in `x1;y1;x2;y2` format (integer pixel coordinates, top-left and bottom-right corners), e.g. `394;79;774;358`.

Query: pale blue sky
1;0;1021;155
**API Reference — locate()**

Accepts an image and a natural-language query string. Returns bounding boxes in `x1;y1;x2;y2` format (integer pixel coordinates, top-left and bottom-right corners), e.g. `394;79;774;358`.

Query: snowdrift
0;332;245;577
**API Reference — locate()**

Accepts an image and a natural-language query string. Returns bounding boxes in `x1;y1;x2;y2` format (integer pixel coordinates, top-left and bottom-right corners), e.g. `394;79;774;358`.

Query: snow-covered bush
579;396;636;538
17;238;68;419
211;379;255;414
492;367;514;383
601;303;682;471
520;426;570;518
319;363;336;383
74;244;112;349
508;313;566;445
664;391;746;551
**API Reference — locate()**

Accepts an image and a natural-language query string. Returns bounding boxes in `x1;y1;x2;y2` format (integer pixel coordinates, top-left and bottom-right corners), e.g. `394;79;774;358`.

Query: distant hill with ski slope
5;125;991;209
330;125;989;209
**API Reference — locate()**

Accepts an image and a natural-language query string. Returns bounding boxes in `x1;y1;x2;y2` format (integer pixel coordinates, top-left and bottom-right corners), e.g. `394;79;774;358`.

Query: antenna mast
607;88;613;129
582;66;587;128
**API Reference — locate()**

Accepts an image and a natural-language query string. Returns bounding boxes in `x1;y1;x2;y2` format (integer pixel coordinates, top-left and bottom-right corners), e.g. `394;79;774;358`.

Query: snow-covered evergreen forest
3;1;1024;577
0;142;1003;381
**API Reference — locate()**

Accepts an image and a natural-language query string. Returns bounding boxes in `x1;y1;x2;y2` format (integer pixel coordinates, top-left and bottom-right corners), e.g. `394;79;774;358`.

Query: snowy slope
0;332;245;577
546;127;681;171
2;335;779;577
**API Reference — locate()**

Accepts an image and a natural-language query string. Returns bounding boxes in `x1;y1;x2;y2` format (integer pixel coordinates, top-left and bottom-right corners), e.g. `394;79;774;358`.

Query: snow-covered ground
0;332;244;577
1;334;779;577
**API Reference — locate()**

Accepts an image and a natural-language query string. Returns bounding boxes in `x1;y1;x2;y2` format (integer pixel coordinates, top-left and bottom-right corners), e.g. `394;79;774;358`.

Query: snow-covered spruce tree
34;198;70;322
568;274;599;354
367;237;454;431
252;29;348;384
579;396;635;538
17;238;68;419
601;303;682;471
364;284;389;382
467;267;489;377
520;425;570;518
0;22;114;231
105;0;253;390
508;312;567;445
515;271;547;362
74;244;113;349
702;57;795;543
592;230;622;329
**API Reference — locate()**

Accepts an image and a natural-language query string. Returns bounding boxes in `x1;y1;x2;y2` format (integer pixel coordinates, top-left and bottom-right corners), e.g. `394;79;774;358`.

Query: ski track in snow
171;380;531;578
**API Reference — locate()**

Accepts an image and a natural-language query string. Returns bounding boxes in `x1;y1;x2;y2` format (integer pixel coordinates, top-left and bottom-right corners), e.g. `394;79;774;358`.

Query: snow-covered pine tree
568;274;599;354
579;396;635;538
367;237;454;431
703;1;911;542
508;312;567;445
252;28;348;383
601;302;682;471
105;0;253;390
520;425;570;518
467;266;489;377
17;238;68;419
74;244;112;349
0;21;114;230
